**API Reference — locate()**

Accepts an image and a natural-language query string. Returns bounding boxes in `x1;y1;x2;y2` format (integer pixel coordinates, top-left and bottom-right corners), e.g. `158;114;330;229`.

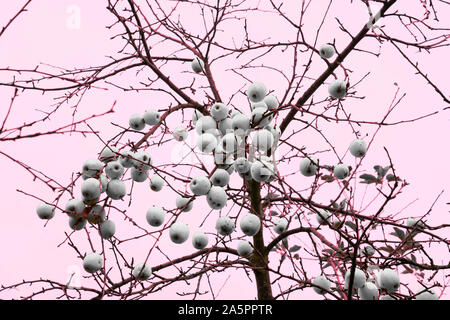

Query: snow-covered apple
195;116;216;135
106;179;126;199
143;109;160;126
149;175;164;191
333;163;349;180
211;169;230;187
169;221;190;244
378;269;400;293
146;206;165;227
251;129;274;152
207;186;228;210
237;240;253;257
191;57;204;73
328;79;347;99
319;44;335;59
344;268;366;289
358;282;379;300
83;253;103;273
312;276;331;294
132;263;152;280
87;205;105;224
176;195;193;212
240;214;261;237
36;203;56;220
172;126;188;141
263;95;278;110
130;167;148;183
99;145;118;163
234;157;251;173
349;139;367;158
192;232;208;250
100;220;116;239
65;199;85;218
231;113;251;136
105;160;124;179
211;103;229;121
197;133;218;153
129;113;146;131
82;159;103;178
299;156;318;177
274;218;288;234
247;82;267;103
215;216;235;236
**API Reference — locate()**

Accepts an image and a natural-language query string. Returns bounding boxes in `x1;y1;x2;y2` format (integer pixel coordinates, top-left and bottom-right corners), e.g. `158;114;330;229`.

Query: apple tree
1;0;450;300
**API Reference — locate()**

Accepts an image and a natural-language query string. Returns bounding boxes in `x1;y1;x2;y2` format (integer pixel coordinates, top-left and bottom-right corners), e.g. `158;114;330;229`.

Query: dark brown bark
248;179;273;300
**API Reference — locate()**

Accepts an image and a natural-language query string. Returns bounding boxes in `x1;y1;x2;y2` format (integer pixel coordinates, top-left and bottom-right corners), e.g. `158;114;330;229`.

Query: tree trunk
248;179;273;300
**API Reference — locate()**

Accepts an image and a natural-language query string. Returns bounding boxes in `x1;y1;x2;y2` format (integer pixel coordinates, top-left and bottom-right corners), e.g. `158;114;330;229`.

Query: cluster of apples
295;44;368;183
34;74;283;278
318;43;348;100
81;252;152;281
346;268;400;300
34;52;429;287
35;115;168;279
158;212;262;259
297;138;367;228
311;267;438;300
299;139;367;182
142;74;286;257
35;106;166;228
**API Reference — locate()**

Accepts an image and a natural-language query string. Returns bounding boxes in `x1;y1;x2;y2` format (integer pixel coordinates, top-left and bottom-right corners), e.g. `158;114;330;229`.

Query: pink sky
0;0;449;300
